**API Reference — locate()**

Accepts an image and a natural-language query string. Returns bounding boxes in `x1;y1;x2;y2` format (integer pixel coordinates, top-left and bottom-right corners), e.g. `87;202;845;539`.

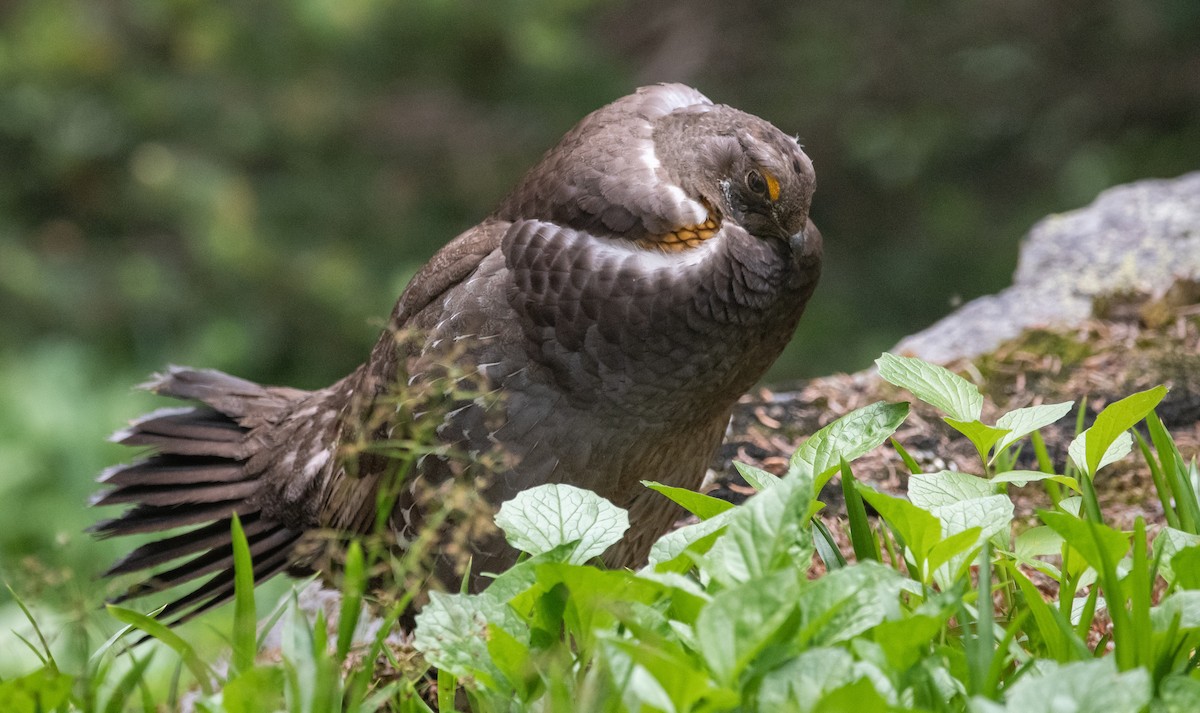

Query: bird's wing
389;218;511;329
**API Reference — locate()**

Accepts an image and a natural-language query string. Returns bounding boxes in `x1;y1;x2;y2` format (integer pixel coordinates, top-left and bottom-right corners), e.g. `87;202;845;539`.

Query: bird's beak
789;219;821;256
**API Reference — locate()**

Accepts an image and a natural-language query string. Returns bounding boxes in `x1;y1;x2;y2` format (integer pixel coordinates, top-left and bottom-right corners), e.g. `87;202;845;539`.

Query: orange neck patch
637;213;721;253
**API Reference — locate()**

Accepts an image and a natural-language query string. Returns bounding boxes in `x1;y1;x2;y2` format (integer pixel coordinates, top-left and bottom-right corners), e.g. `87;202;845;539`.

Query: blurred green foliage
0;0;1198;598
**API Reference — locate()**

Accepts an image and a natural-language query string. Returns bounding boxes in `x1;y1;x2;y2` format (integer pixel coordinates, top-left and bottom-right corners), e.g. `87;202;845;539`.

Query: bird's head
653;104;817;249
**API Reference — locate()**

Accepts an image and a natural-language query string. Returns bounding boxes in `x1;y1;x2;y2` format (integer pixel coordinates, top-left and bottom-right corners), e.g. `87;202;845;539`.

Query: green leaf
993;401;1075;455
486;623;535;700
1170;546;1200;590
930;495;1013;542
944;418;1010;461
1013;526;1065;561
926;526;984;578
1067;430;1132;477
695;571;803;686
647;509;732;569
908;470;993;509
0;667;73;713
790;400;909;490
857;484;942;568
1152;528;1200;587
991;470;1080;492
1160;674;1200;713
871;614;948;671
734;461;781;491
876;353;983;422
642;480;733;519
1083;386;1167;477
230;512;257;674
992;659;1150;713
815;678;893;712
107;604;213;694
756;647;858;712
795;561;908;646
412;591;527;692
1039;510;1130;573
222;666;286;713
494;483;629;564
602;635;738;711
704;459;814;585
1150;591;1200;630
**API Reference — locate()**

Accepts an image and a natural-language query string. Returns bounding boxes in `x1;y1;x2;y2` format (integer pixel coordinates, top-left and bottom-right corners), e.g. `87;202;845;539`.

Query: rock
894;171;1200;364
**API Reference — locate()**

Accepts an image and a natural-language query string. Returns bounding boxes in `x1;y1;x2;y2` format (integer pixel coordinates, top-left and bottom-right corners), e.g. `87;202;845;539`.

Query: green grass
4;352;1200;711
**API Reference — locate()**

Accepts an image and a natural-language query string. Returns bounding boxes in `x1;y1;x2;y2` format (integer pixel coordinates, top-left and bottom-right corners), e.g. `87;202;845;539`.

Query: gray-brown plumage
92;84;822;625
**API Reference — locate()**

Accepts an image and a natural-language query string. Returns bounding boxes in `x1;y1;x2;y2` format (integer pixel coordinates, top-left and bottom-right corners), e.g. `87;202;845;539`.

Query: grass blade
336;540;367;662
107;605;213;694
230;512;257;674
840;458;880;562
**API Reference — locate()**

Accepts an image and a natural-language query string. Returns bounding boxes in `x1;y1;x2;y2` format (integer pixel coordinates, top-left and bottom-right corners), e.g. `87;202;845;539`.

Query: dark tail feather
94;367;307;626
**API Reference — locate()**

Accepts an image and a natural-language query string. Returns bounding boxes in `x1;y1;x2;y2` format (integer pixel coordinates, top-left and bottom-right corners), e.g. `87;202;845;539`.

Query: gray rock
894;171;1200;364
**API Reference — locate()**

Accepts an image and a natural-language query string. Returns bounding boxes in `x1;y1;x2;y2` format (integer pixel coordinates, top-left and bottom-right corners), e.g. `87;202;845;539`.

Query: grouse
92;83;822;625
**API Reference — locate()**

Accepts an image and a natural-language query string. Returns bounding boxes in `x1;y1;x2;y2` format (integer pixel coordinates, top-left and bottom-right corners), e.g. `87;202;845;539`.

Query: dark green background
2;0;1198;602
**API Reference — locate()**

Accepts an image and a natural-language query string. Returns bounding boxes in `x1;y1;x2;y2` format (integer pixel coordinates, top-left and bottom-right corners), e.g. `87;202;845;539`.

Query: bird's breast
500;219;818;420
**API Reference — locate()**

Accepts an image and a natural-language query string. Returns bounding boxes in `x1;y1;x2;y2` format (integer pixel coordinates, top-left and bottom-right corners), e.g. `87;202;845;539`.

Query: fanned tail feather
93;367;307;628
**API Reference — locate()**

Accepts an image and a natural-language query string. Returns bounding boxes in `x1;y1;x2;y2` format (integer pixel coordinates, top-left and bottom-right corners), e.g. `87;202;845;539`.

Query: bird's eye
745;169;780;201
746;170;768;196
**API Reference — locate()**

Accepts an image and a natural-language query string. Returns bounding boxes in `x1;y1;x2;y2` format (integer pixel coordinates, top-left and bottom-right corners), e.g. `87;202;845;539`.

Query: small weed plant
4;353;1200;712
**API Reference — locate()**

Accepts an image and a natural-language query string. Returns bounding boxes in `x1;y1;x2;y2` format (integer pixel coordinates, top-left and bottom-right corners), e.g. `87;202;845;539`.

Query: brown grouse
92;84;822;624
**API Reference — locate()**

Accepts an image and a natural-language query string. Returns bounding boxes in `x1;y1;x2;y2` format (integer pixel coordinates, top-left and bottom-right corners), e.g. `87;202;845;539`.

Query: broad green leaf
756;647;857;713
412;591;526;691
602;636;739;711
1039;510;1130;573
494;483;629;564
1151;591;1200;630
926;526;984;578
1160;674;1200;713
790;400;909;489
0;667;72;713
992;470;1080;492
795;561;908;646
1084;386;1167;477
944;418;1010;461
812;671;894;711
857;484;942;565
909;470;993;509
931;495;1013;541
1152;529;1200;587
1067;430;1132;477
989;658;1150;713
1014;526;1064;561
530;564;681;649
695;571;803;686
735;461;781;491
643;480;733;520
876;353;983;422
994;401;1075;455
704;461;814;585
486;623;534;700
871;614;948;671
647;509;732;568
1171;547;1200;590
